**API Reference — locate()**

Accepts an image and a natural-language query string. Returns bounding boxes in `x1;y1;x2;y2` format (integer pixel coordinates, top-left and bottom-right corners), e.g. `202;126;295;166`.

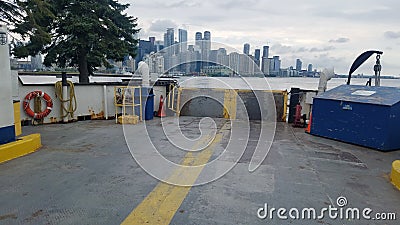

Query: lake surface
178;77;400;91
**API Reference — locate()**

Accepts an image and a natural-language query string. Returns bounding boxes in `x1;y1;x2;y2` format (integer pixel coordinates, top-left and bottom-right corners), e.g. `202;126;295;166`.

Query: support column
0;25;15;144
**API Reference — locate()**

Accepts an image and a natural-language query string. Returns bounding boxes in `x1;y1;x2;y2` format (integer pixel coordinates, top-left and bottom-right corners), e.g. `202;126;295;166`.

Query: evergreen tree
13;0;139;83
0;0;20;24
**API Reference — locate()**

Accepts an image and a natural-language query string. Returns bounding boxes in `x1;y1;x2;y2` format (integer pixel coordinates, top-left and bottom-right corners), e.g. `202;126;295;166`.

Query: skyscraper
204;31;211;41
255;49;261;61
308;64;313;72
178;29;188;52
135;39;155;68
262;46;269;59
261;46;270;75
254;49;261;67
273;56;281;74
195;32;202;48
195;31;211;69
243;43;250;55
163;28;175;71
296;59;302;71
203;31;211;55
164;28;174;48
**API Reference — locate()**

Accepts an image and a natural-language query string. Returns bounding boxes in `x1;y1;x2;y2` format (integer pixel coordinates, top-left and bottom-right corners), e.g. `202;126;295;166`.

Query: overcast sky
123;0;400;75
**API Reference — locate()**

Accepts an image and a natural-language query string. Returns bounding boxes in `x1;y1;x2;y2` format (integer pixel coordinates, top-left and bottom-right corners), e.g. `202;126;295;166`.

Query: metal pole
103;85;108;120
374;55;382;87
62;72;69;123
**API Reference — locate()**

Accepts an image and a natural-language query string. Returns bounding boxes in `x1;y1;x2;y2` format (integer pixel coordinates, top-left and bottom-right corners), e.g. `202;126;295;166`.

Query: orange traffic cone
157;95;166;117
305;113;312;133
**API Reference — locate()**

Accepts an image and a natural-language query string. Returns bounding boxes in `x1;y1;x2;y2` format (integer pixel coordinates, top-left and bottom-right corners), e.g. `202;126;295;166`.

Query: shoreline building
261;46;270;75
243;43;250;55
296;59;302;72
178;29;188;53
254;49;261;68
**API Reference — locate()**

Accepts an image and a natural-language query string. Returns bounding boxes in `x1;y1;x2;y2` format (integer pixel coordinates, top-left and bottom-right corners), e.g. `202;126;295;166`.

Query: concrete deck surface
0;117;399;225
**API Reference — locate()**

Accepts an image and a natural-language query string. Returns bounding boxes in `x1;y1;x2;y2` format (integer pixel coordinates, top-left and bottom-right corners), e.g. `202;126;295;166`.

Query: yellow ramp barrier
0;134;42;164
391;160;400;190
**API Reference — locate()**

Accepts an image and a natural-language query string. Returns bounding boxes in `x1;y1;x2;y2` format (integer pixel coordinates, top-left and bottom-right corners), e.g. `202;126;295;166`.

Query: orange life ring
23;91;53;119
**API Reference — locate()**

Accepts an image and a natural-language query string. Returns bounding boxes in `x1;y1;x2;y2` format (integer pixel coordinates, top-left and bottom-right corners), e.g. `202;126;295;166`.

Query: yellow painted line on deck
223;89;237;120
391;160;400;190
121;124;228;225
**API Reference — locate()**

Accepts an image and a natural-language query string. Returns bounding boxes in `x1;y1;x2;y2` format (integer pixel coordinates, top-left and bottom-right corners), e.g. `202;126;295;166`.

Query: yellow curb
390;160;400;190
0;134;42;164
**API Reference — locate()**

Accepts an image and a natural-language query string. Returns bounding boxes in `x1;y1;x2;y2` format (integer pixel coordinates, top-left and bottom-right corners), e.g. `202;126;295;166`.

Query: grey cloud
297;47;308;53
149;19;177;33
271;44;294;54
273;44;335;54
312;2;400;24
164;0;202;8
329;37;350;43
384;31;400;39
217;0;261;9
284;53;347;72
310;46;335;52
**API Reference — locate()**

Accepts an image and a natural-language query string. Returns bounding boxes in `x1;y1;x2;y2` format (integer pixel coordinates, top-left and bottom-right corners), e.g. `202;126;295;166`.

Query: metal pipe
374;55;382;87
103;85;108;120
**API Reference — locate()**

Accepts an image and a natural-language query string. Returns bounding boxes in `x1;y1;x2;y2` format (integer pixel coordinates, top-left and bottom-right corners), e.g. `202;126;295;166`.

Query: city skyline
125;0;400;76
138;28;317;77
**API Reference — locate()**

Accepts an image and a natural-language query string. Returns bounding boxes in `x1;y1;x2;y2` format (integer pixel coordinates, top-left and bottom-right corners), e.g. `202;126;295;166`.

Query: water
178;77;400;91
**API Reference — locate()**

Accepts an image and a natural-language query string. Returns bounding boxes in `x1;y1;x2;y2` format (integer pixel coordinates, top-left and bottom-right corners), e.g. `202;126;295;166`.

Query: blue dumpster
135;88;154;121
311;85;400;151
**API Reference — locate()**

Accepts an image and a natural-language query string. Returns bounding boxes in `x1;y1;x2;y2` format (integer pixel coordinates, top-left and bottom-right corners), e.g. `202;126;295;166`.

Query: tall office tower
154;40;164;52
308;64;313;72
272;56;281;76
149;37;156;52
261;46;270;74
243;43;250;55
203;31;211;54
204;31;211;41
229;52;240;75
239;53;252;76
262;46;269;58
209;50;218;63
254;49;261;67
296;59;302;71
202;31;211;68
163;28;175;70
164;28;174;48
195;32;203;48
149;37;156;44
135;39;155;68
217;48;228;67
178;29;188;52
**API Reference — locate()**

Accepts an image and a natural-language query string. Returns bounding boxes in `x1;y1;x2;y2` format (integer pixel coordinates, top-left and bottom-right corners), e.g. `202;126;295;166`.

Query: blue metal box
311;85;400;151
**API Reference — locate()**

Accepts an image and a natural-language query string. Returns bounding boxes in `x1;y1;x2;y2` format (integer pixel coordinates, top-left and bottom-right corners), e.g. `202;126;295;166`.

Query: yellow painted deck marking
391;160;400;190
223;89;237;120
121;124;228;225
